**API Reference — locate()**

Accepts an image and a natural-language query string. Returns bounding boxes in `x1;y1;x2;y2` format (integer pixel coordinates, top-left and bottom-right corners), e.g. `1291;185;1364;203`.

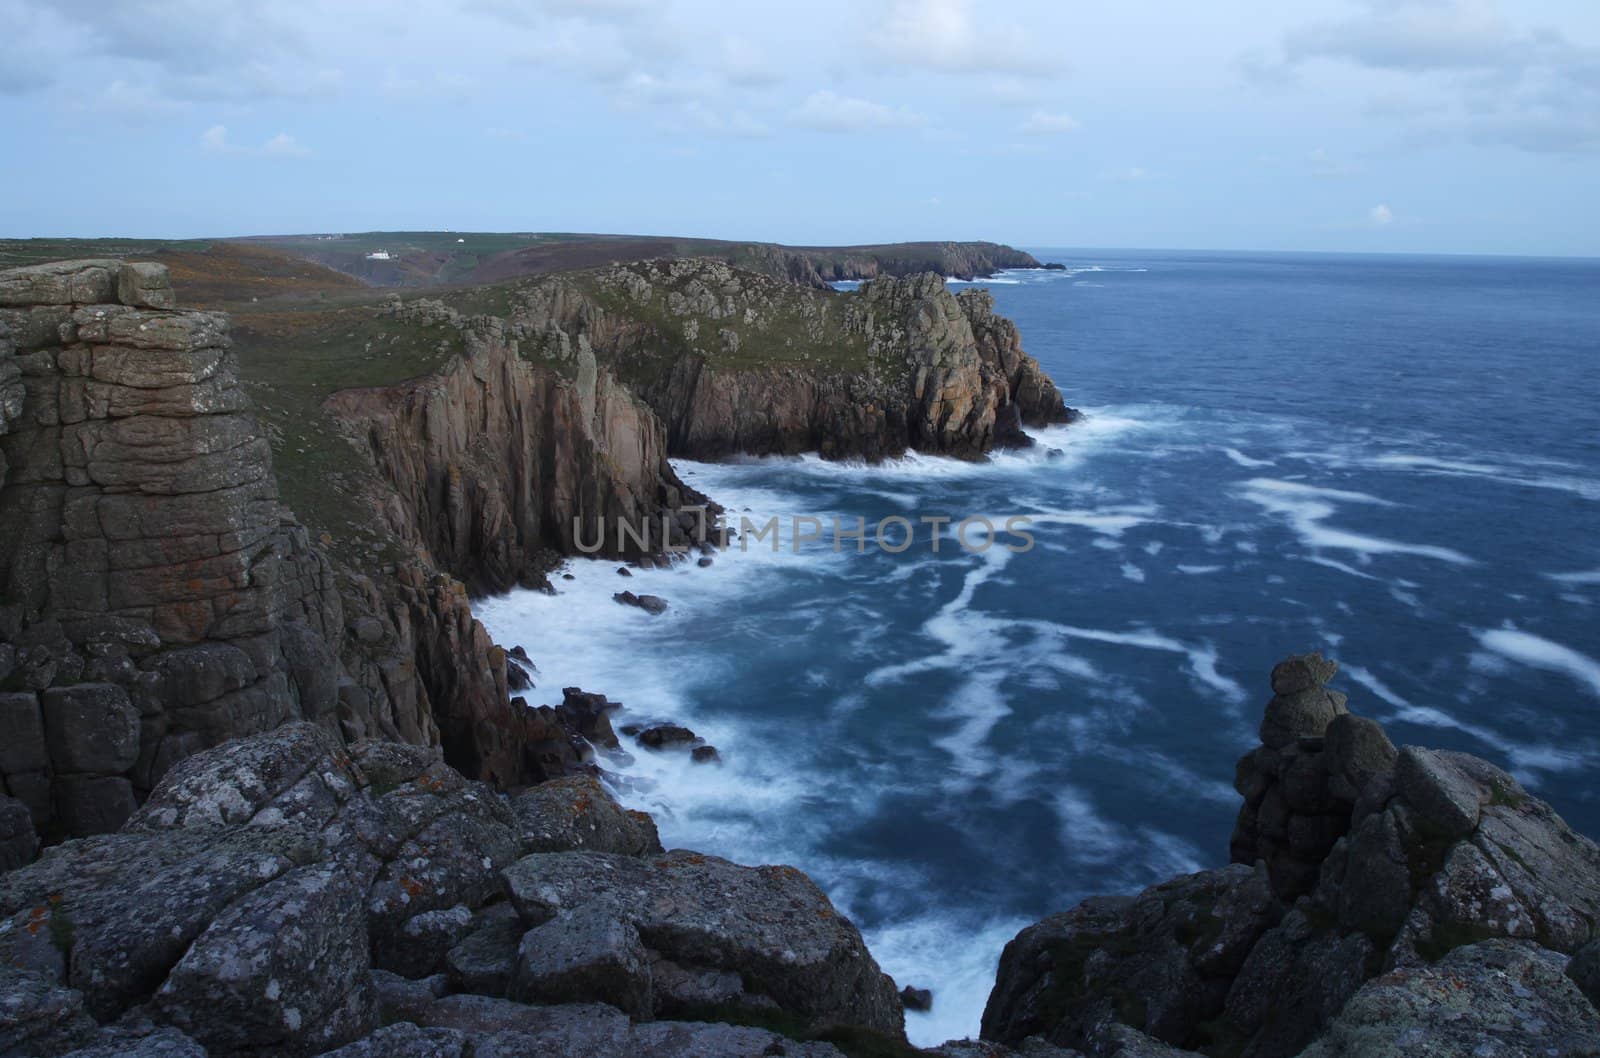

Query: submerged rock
613;590;668;615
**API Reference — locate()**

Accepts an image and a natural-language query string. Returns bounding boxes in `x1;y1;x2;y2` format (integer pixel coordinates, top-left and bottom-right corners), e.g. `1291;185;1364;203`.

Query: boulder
445;903;525;997
502;849;904;1036
314;1023;467;1058
40;684;140;775
1297;940;1600;1057
613;591;668;615
509;774;661;856
116;263;177;311
0;965;98;1057
636;724;697;750
59;1027;208;1057
981;864;1281;1052
149;863;377;1056
1568;939;1600;1012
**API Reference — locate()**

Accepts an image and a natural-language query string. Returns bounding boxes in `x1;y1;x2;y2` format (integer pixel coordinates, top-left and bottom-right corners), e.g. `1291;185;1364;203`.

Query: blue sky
3;0;1598;255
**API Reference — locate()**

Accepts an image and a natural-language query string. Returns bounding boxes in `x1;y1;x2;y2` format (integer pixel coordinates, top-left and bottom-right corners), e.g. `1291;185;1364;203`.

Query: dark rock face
0;723;904;1056
614;591;669;615
984;654;1600;1058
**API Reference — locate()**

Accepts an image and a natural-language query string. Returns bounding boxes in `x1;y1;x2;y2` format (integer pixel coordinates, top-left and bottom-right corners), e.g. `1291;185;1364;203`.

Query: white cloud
1020;110;1080;135
201;124;311;158
871;0;1063;78
1276;0;1600;155
1369;203;1395;226
789;90;925;133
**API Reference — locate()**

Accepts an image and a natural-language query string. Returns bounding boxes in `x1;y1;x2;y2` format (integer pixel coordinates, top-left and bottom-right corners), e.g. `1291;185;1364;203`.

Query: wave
1235;477;1474;566
1476;627;1600;700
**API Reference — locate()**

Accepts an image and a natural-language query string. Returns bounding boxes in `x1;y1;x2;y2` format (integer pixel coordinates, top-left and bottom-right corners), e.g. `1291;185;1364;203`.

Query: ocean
476;249;1600;1046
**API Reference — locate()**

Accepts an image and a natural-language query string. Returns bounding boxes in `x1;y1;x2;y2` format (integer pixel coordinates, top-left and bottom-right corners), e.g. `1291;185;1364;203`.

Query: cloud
788;90;925;133
201;124;311;158
1368;203;1395;226
871;0;1063;78
1309;147;1360;179
1020;110;1080;135
1274;0;1600;155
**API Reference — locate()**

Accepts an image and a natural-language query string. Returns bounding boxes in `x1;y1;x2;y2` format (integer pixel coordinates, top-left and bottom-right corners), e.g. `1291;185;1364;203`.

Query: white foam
1477;628;1600;699
1120;562;1146;583
1237;478;1474;566
865;915;1030;1048
1177;564;1223;575
1548;569;1600;586
1321;451;1600;502
1223;447;1275;469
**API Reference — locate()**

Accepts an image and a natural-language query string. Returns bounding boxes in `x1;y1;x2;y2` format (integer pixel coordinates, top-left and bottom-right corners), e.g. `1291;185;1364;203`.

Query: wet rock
617;567;632;577
613;591;668;615
901;985;933;1011
556;688;620;750
636;724;697;750
691;744;722;765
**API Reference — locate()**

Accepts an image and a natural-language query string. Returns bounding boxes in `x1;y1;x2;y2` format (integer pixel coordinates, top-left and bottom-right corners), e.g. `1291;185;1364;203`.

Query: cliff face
324;299;707;595
506;260;1077;462
0;262;580;840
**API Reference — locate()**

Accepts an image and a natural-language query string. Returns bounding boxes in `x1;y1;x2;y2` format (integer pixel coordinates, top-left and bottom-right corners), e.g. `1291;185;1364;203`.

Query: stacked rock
1230;653;1398;899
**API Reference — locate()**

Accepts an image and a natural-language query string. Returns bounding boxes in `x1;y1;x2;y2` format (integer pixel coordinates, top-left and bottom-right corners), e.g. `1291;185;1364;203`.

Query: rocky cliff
0;261;596;845
980;654;1600;1058
323;298;710;593
500;260;1075;461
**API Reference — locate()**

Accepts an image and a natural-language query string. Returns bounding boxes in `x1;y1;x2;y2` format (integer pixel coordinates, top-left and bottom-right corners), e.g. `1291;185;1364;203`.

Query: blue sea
477;249;1600;1045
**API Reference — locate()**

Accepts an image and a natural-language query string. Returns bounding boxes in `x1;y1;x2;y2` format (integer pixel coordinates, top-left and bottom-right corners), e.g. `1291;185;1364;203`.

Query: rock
1394;746;1481;838
116;263;177;310
445;903;524;997
511;903;654;1017
148;863;378;1056
636;724;697;750
509;774;662;856
0;795;38;870
370;969;449;1026
617;566;632;577
0;260;118;307
1298;940;1600;1057
314;1023;467;1058
1568;939;1600;1012
0;966;98;1057
126;722;365;833
981;863;1280;1051
53;775;138;836
901;985;933;1011
1259;688;1347;751
502;849;903;1036
0;691;48;777
556;688;621;750
1268;654;1339;696
60;1027;209;1057
40;683;140;775
697;556;714;568
506;663;532;691
613;591;668;615
691;744;722;764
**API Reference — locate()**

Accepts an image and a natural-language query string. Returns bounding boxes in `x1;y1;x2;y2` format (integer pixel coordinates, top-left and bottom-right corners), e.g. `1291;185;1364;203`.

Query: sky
2;0;1598;256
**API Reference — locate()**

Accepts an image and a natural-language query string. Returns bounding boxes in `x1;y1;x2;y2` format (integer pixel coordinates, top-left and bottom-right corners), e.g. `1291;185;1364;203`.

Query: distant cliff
250;231;1046;290
500;260;1076;461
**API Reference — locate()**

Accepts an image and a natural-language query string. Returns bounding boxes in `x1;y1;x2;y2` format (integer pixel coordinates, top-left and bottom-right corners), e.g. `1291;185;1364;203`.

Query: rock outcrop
506;260;1077;462
0;724;903;1057
0;260;621;839
982;654;1600;1058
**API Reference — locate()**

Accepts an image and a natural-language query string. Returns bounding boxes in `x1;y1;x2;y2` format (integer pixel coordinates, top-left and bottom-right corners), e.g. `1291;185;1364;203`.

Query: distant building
366;251;393;261
457;238;465;243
